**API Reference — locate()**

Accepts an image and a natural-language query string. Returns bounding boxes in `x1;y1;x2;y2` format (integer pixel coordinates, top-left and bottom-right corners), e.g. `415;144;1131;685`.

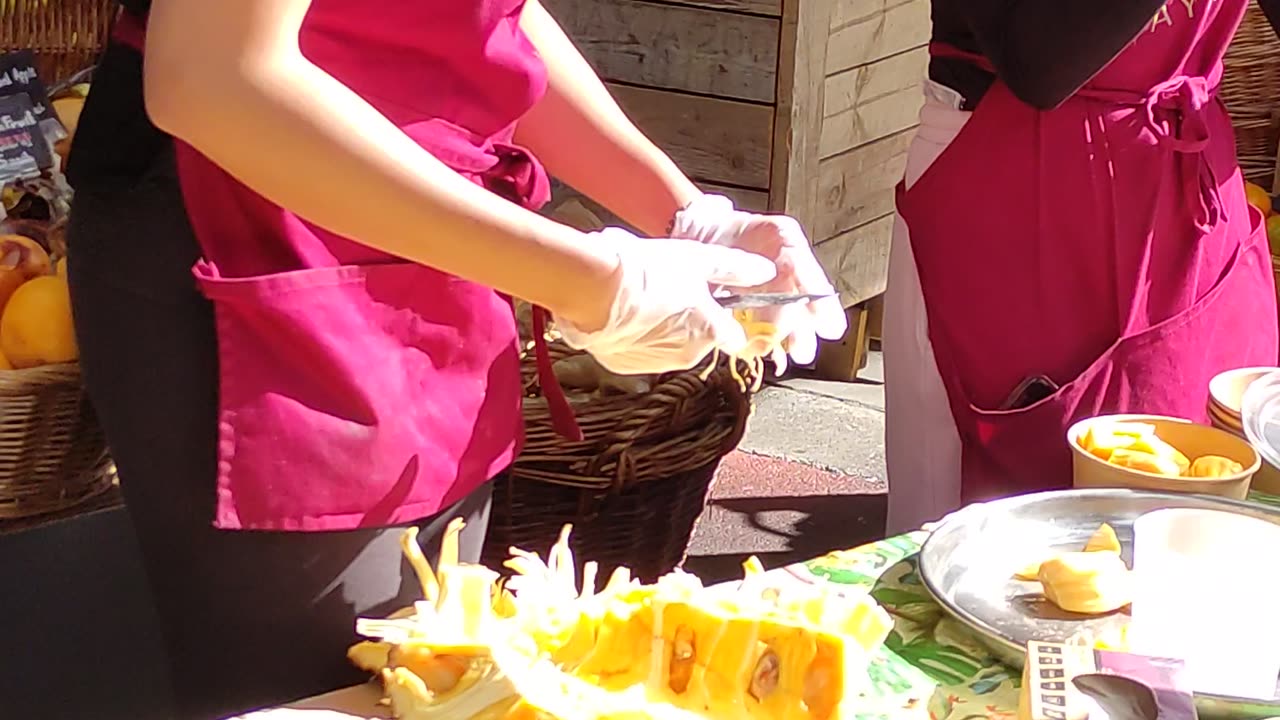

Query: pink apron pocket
961;222;1276;501
192;260;523;531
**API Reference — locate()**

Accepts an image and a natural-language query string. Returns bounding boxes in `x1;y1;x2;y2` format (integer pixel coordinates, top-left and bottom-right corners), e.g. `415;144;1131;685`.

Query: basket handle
584;357;755;495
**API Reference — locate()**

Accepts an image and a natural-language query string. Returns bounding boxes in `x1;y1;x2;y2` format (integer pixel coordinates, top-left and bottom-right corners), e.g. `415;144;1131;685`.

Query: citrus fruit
1246;181;1273;216
0;274;77;368
1267;214;1280;256
0;234;51;315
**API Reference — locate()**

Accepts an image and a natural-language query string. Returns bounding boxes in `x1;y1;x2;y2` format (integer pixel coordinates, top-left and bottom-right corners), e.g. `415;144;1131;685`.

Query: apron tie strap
530;307;584;442
479;147;580;442
1142;76;1222;233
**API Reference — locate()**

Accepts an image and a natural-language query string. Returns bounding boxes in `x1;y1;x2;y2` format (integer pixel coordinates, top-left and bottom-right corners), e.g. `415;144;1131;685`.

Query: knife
716;292;835;309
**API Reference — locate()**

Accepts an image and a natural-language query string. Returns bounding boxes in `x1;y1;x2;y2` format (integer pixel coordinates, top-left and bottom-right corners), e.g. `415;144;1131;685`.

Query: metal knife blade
716;292;835;309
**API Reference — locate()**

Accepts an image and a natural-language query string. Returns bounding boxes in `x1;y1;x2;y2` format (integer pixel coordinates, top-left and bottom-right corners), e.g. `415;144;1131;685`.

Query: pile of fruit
0;229;75;370
348;523;894;720
1246;180;1280;256
1013;523;1132;617
1077;421;1243;478
0;83;88;372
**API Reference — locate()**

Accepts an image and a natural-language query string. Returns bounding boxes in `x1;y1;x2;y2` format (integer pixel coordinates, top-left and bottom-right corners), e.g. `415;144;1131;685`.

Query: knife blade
715;292;835;309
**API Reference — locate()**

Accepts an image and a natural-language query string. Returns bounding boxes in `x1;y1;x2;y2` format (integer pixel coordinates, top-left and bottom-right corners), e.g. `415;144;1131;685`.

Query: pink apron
895;1;1279;504
113;1;581;531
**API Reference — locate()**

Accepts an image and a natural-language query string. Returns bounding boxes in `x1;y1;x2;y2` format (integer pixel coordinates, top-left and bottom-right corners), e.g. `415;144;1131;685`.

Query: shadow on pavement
682;493;887;584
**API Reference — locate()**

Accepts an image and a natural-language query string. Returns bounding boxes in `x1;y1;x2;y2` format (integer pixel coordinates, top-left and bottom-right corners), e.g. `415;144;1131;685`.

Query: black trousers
66;146;494;720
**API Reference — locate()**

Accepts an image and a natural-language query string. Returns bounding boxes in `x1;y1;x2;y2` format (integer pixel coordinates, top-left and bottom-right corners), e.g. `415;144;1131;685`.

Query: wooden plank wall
538;0;781;224
812;0;929;306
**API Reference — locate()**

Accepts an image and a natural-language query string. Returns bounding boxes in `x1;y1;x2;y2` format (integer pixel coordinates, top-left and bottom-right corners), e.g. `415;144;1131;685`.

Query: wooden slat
545;180;771;233
768;0;830;232
814;213;894;305
610;83;774;188
820;47;926;158
813;128;914;240
661;0;782;17
826;0;929;75
544;0;781;103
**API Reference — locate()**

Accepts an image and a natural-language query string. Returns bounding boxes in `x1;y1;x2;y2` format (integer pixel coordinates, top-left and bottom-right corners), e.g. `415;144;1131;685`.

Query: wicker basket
0;363;114;519
1223;5;1280;190
0;0;115;85
483;342;754;582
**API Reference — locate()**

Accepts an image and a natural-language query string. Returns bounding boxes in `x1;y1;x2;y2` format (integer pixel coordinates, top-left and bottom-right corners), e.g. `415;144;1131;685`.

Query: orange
0;274;77;368
0;348;10;370
1267;214;1280;256
1246;181;1273;216
0;234;51;315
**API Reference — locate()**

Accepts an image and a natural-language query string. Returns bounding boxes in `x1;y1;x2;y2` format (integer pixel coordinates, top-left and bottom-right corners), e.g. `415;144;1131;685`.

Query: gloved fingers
689;242;778;289
786;324;819;367
810;295;848;340
770;344;789;376
703;300;753;358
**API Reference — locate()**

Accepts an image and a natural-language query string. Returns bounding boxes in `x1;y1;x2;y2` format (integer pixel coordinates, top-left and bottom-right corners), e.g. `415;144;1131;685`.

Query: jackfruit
351;523;894;720
1038;551;1132;615
1187;455;1244;478
1082;523;1121;554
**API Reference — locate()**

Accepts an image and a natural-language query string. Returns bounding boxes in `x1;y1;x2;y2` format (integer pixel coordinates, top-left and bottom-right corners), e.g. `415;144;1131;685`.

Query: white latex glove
670;195;847;372
555;227;778;375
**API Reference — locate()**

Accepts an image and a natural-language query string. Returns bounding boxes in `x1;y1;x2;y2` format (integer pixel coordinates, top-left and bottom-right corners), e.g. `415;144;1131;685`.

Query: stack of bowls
1210;366;1280;494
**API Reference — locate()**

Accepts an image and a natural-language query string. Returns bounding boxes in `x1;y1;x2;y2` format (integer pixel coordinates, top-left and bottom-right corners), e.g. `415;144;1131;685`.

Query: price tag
0;93;55;183
0;50;66;144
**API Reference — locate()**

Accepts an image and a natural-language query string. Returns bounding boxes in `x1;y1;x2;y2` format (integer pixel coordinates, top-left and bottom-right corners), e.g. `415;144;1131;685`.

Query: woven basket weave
483;341;754;582
1222;5;1280;189
0;0;115;521
0;0;115;85
0;364;114;519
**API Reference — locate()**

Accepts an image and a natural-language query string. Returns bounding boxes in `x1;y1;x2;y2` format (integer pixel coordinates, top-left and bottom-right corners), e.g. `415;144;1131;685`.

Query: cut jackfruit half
349;523;893;719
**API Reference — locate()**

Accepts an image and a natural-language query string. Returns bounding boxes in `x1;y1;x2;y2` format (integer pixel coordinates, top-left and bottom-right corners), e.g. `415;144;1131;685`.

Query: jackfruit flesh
1037;551;1132;615
349;522;893;720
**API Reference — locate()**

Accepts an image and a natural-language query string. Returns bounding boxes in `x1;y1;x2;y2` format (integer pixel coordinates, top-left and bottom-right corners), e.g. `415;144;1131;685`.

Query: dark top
932;0;1280;110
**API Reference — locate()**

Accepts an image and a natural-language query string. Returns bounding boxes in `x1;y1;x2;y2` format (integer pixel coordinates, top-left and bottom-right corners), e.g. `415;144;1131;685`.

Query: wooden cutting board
230;683;390;719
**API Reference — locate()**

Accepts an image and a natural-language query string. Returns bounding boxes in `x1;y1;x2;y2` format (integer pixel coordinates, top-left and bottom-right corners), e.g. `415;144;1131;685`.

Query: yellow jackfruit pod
1038;551;1132;615
1187;454;1244;478
1079;422;1156;460
1106;447;1181;477
1082;523;1121;554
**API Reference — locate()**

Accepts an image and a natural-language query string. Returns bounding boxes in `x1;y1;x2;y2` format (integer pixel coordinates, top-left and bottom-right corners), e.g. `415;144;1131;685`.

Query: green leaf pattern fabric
785;490;1280;720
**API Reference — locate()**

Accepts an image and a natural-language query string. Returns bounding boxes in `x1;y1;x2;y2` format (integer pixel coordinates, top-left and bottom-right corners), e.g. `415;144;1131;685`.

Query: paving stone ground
682;350;888;583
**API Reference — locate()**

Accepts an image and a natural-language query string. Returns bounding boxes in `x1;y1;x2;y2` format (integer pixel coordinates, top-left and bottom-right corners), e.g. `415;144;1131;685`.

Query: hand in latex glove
554;227;777;375
670;195;847;372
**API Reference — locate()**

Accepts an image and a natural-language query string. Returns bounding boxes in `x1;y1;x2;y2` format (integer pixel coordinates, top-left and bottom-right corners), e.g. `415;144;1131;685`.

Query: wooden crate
542;0;929;310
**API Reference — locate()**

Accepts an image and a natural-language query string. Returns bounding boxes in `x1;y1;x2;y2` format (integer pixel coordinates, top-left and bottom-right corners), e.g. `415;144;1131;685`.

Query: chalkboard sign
0;93;55;183
0;50;65;146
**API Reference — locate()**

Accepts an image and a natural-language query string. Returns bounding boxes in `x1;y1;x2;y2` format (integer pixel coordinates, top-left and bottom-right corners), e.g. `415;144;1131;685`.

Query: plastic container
1068;415;1260;500
1128;508;1280;699
1242;370;1280;498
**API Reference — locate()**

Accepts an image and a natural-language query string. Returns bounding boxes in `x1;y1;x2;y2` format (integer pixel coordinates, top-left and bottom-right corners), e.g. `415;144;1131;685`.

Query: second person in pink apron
883;0;1280;534
65;0;845;717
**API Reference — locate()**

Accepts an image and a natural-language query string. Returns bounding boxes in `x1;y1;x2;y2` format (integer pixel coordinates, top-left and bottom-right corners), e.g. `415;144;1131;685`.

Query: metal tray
918;489;1280;719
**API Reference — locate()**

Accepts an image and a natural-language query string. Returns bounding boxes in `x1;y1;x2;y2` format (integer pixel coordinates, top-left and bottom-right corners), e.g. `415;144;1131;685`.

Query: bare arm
514;0;700;237
144;0;617;330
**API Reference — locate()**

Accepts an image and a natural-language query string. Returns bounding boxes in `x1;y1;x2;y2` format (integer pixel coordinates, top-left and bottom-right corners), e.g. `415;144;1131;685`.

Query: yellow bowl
1068;414;1260;500
1208;366;1278;419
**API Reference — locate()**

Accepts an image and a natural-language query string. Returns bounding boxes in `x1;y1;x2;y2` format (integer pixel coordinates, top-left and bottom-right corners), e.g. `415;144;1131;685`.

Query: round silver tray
918;488;1280;719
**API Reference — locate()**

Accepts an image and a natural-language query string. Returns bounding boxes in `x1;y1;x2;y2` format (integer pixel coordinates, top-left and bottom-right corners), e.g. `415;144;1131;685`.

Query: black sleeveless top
930;0;1280;110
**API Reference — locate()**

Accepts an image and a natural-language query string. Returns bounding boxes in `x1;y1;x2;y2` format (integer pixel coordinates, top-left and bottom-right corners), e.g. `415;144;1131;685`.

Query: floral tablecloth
782;490;1280;720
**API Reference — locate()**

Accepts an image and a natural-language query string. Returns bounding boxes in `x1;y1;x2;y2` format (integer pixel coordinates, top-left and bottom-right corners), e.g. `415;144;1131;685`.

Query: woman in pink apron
883;0;1280;535
66;0;843;717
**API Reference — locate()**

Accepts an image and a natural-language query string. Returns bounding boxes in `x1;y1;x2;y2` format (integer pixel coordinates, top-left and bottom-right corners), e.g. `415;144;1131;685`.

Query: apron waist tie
112;7;583;442
928;43;1224;234
1086;76;1224;233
